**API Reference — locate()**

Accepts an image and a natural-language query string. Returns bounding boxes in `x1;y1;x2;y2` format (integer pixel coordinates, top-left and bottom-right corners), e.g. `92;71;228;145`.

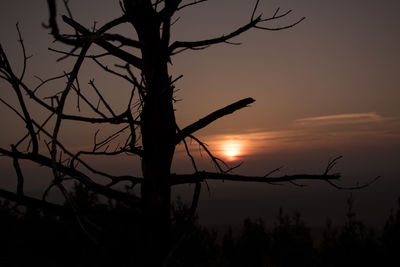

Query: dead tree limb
176;97;255;144
0;148;140;205
170;171;341;185
169;1;304;54
0;188;73;216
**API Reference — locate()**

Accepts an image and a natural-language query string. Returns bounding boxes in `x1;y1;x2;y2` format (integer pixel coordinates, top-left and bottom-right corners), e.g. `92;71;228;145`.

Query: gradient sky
1;0;400;227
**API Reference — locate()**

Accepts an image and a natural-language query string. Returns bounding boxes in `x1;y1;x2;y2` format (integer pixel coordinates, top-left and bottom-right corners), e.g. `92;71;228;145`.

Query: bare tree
0;0;372;265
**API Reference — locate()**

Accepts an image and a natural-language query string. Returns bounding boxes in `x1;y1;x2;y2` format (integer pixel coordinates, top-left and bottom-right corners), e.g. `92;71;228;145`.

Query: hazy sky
0;0;399;227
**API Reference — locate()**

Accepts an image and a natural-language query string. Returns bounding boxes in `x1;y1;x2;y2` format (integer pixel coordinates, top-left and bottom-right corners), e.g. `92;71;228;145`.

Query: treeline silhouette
0;184;399;266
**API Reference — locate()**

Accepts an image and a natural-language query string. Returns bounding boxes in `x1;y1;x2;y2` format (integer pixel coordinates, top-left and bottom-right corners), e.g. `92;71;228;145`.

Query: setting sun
222;140;242;160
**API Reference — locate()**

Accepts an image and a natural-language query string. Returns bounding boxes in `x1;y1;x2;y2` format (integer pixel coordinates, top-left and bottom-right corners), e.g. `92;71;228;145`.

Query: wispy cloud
295;112;383;126
190;112;400;159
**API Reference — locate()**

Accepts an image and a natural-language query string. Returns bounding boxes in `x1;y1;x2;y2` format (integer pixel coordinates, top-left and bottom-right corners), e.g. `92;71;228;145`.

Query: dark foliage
318;195;381;267
0;183;142;266
1;187;399;267
381;197;400;265
220;218;270;267
270;209;314;267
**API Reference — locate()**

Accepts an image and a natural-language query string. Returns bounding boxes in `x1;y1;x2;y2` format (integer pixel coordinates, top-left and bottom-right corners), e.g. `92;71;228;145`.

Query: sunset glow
221;140;243;160
0;0;400;238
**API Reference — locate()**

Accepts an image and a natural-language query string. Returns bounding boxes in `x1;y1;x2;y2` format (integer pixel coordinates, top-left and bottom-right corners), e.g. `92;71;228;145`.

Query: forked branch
171;156;380;191
169;0;305;54
0;148;140;205
61;16;143;69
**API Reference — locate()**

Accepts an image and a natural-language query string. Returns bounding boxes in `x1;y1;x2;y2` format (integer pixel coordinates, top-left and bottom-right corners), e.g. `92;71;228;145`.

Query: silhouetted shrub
270;208;314;267
318;194;380;267
169;197;219;266
220;217;270;267
382;197;400;265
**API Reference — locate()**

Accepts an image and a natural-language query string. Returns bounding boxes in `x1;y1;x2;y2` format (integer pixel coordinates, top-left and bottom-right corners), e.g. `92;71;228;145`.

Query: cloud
295;112;383;126
200;130;318;158
294;112;400;138
192;112;400;157
174;112;400;165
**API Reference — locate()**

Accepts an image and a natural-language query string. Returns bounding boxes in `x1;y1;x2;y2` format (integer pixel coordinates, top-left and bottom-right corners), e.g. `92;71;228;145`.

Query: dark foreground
0;185;399;266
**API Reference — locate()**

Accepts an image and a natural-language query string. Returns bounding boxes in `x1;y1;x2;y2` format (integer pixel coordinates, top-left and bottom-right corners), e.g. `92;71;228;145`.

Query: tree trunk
122;1;176;264
140;92;175;265
137;18;176;267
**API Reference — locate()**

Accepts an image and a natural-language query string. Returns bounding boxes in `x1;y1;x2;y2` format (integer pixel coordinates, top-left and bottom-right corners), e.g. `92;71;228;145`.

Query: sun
222;141;242;160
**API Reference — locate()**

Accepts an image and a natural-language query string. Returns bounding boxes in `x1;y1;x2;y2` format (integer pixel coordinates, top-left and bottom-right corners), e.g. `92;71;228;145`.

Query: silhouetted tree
381;197;400;265
1;187;397;266
270;208;314;267
0;0;365;265
319;195;380;267
230;218;271;267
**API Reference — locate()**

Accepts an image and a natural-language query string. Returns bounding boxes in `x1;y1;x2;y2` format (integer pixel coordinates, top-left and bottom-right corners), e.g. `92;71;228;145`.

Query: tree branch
171;155;380;190
169;16;260;53
169;2;304;54
0;148;140;205
188;134;226;173
177;0;208;11
101;33;143;49
325;176;381;190
159;0;181;20
175;97;255;144
170;171;341;185
61;16;143;69
50;41;91;193
2;49;133;127
12;146;25;196
0;188;73;216
0;44;38;154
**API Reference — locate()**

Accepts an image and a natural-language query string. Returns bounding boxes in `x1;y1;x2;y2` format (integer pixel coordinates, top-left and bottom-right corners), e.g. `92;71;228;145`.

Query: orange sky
0;0;400;226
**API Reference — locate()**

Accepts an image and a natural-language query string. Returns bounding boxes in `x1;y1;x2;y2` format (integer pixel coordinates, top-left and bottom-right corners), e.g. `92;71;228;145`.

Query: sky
0;0;400;228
